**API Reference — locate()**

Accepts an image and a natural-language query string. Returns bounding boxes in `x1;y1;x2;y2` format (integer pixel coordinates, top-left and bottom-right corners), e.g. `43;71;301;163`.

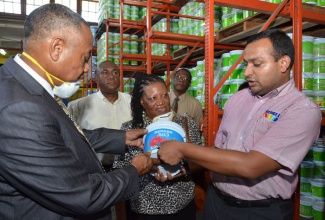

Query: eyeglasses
174;75;189;82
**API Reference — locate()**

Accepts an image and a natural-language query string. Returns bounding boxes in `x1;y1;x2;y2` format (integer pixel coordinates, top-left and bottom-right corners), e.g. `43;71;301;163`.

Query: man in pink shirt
157;29;321;219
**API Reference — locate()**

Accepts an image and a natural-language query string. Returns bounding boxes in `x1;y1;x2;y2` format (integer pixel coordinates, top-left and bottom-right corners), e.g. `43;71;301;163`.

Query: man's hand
157;140;183;165
131;152;160;176
125;129;148;149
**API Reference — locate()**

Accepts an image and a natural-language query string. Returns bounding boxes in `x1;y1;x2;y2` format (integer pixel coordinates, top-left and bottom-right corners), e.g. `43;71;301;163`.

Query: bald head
24;3;89;48
96;60;118;76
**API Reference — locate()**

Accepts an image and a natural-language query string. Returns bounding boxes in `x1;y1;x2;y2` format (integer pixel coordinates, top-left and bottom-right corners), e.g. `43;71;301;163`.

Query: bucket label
144;128;184;155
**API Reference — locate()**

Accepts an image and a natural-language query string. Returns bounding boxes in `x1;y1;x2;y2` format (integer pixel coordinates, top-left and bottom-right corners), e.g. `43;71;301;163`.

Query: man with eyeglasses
68;60;132;220
170;68;203;124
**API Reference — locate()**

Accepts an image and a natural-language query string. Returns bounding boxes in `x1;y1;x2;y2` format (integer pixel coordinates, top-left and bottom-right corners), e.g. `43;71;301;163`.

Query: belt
213;186;283;208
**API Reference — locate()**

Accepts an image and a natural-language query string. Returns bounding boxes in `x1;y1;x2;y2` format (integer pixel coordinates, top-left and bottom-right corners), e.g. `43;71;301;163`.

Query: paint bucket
311;178;325;201
313;201;325;220
130;6;139;21
301;161;315;179
300;195;316;218
221;94;232;109
302;36;315;55
229;64;246;80
222;13;232;29
197;60;205;72
191;77;197;88
143;112;185;176
197;71;205;85
229;50;244;65
242;10;254;19
221;80;231;94
314;56;325;74
302;72;314;91
314;161;325;178
221;6;232;15
318;0;325;6
301;178;312;195
232;9;243;24
313;74;325;91
221;53;231;67
313;91;325;109
196;84;204;96
214;21;221;32
313;145;325;162
314;38;325;56
304;146;314;161
302;54;314;72
229;79;247;93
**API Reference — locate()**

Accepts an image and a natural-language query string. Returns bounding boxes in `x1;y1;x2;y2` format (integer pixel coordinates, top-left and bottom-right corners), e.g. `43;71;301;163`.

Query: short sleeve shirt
212;79;321;200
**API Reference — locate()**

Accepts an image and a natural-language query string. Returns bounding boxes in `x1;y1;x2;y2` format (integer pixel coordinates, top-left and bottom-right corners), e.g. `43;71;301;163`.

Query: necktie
172;97;179;113
55;96;106;173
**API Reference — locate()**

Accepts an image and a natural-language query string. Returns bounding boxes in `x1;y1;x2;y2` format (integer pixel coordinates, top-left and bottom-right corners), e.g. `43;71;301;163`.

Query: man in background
69;60;132;171
68;60;132;220
170;68;203;125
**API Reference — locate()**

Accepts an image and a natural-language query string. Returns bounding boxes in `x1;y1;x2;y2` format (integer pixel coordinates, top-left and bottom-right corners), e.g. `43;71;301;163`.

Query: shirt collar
97;90;121;103
14;54;54;97
172;90;187;101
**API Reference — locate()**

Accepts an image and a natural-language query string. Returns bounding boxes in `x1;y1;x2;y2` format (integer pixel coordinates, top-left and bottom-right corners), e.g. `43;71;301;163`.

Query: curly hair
131;74;166;128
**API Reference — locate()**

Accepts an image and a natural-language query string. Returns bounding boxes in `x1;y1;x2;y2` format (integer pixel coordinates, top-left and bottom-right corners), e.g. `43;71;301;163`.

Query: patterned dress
113;113;202;215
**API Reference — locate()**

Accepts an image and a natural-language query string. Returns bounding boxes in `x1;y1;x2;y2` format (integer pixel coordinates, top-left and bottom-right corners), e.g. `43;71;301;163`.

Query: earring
142;110;146;118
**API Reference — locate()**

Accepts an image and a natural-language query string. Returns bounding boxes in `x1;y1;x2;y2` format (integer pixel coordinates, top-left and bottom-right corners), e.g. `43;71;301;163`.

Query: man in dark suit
0;3;158;220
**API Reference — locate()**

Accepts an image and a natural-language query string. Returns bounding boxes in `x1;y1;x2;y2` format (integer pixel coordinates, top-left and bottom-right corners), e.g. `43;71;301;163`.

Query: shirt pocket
252;115;275;143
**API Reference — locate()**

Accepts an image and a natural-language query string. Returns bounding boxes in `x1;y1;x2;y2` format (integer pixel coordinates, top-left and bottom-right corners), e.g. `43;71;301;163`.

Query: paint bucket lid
303;35;315;42
314;37;325;44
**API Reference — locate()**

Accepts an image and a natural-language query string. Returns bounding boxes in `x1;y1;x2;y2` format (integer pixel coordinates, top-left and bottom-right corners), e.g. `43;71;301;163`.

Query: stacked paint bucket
219;50;246;109
300;138;325;220
196;61;205;108
98;0;141;23
178;2;221;37
287;33;325;109
313;36;325;109
97;32;107;64
221;7;248;29
194;59;220;108
123;77;135;93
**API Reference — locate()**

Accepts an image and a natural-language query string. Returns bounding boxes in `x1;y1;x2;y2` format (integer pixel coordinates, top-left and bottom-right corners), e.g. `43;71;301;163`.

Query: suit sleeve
0;99;139;217
84;128;126;155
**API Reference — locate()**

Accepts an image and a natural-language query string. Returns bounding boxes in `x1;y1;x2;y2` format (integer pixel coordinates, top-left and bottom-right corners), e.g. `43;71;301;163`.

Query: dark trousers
203;184;294;220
